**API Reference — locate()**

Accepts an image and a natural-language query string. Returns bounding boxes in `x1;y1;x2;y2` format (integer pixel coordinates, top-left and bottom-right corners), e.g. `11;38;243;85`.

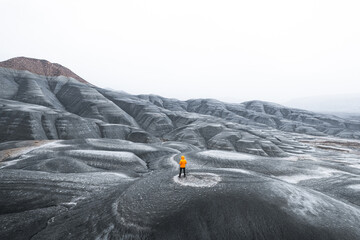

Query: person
179;155;187;177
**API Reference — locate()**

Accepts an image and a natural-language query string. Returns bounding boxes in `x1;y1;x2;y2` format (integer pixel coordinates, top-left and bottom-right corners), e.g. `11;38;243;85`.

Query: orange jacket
179;156;187;168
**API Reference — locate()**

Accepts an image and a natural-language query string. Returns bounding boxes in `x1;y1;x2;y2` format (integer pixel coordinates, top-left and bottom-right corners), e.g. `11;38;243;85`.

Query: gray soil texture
1;66;360;239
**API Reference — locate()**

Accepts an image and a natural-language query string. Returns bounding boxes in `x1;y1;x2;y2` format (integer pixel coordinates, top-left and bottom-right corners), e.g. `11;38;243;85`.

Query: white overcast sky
1;0;359;104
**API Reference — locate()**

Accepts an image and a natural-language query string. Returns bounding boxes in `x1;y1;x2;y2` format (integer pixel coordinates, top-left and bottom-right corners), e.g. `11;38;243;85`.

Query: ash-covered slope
1;58;360;240
1;138;360;240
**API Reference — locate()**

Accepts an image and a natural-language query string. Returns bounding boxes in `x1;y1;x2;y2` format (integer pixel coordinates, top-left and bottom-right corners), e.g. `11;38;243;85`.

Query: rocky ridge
1;58;360;157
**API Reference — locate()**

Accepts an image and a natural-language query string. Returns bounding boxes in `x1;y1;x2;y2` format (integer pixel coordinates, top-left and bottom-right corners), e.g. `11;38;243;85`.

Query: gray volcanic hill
1;59;360;155
1;58;360;239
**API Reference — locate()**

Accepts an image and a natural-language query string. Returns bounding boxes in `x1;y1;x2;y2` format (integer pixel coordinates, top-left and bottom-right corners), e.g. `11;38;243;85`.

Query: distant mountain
285;94;360;114
0;57;88;84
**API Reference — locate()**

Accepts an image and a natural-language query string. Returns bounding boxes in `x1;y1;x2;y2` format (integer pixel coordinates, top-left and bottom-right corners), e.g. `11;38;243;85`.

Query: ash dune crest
1;57;360;239
0;57;88;84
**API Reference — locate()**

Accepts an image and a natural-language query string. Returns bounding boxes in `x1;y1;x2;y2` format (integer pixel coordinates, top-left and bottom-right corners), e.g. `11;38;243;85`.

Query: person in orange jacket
178;155;187;177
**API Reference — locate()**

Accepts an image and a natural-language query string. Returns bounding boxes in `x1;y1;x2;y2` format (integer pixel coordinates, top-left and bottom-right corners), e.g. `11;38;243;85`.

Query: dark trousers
179;168;186;177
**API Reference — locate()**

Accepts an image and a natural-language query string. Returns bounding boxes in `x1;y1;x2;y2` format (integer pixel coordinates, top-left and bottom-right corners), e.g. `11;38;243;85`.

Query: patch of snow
85;139;157;152
282;156;299;161
348;184;360;190
100;172;131;178
60;196;87;208
173;172;221;188
68;150;134;158
0;157;23;169
67;150;145;167
219;168;252;175
95;224;115;240
0;141;61;169
278;183;331;217
61;202;77;207
28;141;69;155
39;141;66;149
296;154;321;162
351;164;360;170
197;150;257;161
278;174;320;184
169;154;179;169
276;167;343;184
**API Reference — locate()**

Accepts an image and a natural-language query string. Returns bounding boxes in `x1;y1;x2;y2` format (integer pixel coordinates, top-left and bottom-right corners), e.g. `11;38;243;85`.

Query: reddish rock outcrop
0;57;89;84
